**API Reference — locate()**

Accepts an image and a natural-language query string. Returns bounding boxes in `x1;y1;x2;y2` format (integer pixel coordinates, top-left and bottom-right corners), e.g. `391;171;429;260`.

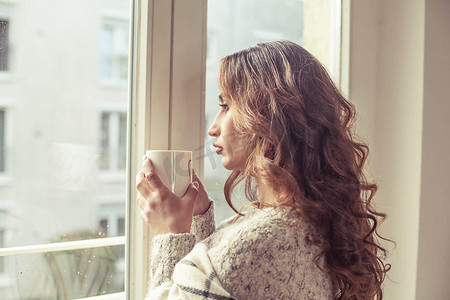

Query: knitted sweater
147;201;335;299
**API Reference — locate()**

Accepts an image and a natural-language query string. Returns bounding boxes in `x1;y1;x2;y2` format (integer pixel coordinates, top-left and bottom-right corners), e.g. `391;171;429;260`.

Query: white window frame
126;0;206;298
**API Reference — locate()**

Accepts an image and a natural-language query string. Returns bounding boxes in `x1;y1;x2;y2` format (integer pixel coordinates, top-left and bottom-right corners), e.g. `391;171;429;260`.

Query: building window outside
101;19;129;82
0;109;5;173
98;201;125;290
0;104;11;177
0;19;9;72
99;111;127;173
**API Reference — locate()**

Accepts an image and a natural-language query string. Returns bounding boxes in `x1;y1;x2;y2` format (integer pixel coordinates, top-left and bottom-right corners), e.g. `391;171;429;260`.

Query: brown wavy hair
218;41;390;299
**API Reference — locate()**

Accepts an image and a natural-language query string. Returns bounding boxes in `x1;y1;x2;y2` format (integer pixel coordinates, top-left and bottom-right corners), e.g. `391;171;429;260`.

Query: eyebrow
218;94;224;103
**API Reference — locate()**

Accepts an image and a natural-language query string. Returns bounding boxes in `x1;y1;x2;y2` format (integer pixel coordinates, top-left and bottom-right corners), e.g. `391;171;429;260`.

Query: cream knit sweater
147;201;335;299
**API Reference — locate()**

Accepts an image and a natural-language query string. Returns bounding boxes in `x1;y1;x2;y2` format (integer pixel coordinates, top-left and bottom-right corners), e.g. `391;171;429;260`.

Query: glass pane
205;0;338;223
0;0;130;298
4;245;124;299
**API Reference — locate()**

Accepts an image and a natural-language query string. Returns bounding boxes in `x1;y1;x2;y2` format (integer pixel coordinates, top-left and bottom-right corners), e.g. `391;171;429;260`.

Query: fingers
143;157;168;192
137;192;152;224
136;171;153;198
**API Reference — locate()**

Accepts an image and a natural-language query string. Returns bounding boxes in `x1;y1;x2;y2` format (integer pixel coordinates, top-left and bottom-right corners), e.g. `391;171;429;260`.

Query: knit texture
190;200;216;242
149;201;335;299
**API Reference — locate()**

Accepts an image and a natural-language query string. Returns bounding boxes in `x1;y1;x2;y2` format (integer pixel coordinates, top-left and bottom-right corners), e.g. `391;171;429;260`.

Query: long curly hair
218;41;390;299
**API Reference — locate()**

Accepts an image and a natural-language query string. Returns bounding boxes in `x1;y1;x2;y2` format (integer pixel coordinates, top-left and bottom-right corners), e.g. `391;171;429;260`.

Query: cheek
221;113;236;138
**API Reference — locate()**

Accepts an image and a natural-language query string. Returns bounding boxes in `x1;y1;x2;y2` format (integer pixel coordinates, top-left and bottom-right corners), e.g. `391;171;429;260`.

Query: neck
255;178;278;207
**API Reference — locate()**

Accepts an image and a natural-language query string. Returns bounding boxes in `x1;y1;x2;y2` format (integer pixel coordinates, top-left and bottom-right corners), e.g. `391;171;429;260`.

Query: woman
136;41;390;299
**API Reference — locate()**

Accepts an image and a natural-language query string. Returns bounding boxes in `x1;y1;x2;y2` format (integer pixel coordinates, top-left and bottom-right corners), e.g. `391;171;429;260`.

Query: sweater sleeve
149;233;197;289
150;199;215;288
147;242;236;300
190;199;215;242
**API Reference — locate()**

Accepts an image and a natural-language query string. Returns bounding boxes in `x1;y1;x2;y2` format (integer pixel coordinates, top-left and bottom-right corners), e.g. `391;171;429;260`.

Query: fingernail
192;181;199;191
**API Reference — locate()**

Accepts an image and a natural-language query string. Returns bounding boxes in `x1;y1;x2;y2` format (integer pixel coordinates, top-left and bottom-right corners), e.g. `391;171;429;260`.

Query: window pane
5;245;124;299
0;0;130;298
205;0;338;223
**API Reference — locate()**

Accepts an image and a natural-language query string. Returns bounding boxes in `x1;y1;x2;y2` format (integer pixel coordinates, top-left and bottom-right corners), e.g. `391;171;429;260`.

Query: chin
221;157;245;171
221;159;234;170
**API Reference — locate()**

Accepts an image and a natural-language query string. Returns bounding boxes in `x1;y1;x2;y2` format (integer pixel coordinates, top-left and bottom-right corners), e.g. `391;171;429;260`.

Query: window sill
74;292;125;300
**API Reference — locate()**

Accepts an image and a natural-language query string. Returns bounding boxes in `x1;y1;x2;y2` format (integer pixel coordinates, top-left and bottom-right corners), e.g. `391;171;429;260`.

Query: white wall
348;0;450;299
416;0;450;299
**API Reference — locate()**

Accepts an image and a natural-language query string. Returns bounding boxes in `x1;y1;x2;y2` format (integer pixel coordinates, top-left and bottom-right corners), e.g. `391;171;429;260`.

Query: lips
212;143;223;154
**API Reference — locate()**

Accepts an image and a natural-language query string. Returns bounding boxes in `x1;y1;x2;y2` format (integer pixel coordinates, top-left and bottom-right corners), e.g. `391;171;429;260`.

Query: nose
208;114;220;137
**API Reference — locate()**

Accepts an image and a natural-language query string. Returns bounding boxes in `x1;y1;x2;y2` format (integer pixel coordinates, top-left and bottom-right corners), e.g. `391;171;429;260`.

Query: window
98;201;125;238
0;0;129;298
99;110;127;173
0;109;6;173
204;0;341;223
0;19;8;72
101;19;129;84
98;199;126;291
0;99;13;180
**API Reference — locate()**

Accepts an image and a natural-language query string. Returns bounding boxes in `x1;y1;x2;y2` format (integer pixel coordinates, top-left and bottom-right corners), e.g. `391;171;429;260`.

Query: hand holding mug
136;156;199;234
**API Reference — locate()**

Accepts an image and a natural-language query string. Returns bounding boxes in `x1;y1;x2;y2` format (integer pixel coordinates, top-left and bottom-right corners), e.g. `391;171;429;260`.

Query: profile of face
208;94;248;171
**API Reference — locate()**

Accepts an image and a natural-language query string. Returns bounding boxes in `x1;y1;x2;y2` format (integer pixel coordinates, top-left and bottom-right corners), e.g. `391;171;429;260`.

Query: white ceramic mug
145;150;192;197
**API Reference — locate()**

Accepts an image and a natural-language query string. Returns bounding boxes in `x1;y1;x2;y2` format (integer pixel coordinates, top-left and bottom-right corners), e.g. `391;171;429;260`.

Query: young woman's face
208;94;248;171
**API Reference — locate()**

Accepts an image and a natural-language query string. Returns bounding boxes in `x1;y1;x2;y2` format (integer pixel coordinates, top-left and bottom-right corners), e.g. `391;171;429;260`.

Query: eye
219;103;229;112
